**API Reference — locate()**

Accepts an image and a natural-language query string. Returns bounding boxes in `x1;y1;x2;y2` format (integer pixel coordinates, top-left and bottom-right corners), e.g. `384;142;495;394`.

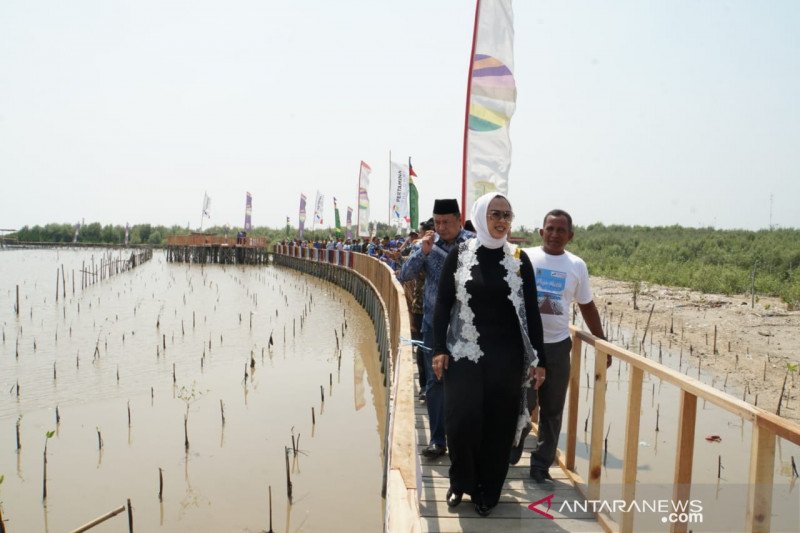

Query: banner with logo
389;160;410;227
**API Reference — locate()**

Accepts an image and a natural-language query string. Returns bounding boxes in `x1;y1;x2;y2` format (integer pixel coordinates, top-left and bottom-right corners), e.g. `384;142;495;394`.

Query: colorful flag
357;161;371;237
389;160;410;226
346;207;353;240
462;0;516;220
333;197;342;237
298;193;307;240
409;158;419;230
244;192;252;232
314;191;325;227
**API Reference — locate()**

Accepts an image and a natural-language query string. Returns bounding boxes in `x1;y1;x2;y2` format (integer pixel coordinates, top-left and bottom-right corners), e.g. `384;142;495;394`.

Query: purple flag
298;193;307;240
244;192;253;232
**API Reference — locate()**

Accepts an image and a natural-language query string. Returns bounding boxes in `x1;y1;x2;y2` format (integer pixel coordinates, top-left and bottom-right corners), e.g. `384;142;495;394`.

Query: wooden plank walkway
414;384;603;533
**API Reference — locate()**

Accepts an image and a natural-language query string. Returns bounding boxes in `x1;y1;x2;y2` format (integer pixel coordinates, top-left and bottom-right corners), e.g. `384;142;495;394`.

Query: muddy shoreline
589;276;800;423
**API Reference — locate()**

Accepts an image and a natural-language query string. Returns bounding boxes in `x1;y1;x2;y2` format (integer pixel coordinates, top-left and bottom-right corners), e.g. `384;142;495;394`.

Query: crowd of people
280;232;422;270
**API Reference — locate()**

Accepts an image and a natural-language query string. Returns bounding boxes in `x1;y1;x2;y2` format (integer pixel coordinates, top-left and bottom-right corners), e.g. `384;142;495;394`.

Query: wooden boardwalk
415;387;603;533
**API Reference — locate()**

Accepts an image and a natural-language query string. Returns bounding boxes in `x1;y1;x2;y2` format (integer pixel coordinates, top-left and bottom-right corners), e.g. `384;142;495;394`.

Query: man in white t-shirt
518;209;607;483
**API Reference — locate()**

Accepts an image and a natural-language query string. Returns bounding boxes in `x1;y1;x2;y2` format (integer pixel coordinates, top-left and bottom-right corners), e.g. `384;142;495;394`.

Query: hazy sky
2;1;798;232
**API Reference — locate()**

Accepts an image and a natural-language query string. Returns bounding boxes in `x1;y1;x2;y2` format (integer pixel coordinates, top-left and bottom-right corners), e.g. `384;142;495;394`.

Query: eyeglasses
488;210;514;222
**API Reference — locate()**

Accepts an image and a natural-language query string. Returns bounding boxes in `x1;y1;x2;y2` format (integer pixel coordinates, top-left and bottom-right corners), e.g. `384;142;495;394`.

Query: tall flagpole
461;0;482;225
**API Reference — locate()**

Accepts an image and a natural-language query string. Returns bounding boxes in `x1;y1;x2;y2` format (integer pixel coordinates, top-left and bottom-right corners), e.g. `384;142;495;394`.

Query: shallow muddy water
0;249;386;532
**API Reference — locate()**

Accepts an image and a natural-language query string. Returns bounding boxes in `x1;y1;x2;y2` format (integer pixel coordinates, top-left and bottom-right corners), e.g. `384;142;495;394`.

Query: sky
1;0;798;233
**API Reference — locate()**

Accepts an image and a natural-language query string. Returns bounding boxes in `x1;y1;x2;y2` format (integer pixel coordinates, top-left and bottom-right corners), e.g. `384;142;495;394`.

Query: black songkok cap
433;198;460;215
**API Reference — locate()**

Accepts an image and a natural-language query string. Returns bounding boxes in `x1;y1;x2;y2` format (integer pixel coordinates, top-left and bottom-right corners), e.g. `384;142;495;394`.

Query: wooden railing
165;234;268;247
563;327;800;533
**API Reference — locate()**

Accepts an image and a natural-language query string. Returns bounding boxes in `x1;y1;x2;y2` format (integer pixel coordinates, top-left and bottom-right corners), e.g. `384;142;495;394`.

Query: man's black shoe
446;488;463;508
509;422;532;465
530;468;553;484
421;444;446;458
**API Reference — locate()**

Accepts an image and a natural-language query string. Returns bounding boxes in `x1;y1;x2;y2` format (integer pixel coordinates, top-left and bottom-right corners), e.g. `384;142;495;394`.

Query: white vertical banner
462;0;516;219
357;161;371;237
389;160;410;227
314;191;325;228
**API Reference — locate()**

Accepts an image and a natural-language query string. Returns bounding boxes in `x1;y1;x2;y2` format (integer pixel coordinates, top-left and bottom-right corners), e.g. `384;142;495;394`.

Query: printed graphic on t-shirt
536;268;566;316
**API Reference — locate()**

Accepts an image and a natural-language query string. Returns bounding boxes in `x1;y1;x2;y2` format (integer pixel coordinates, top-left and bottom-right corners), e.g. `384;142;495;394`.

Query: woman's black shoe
446;488;463;508
475;502;493;517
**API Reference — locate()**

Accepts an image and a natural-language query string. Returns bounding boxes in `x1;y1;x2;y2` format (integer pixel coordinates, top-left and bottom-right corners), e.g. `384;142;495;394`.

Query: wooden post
587;343;608;500
713;325;718;355
671;390;697;533
746;423;776;533
565;333;582;470
621;366;644;533
16;284;19;315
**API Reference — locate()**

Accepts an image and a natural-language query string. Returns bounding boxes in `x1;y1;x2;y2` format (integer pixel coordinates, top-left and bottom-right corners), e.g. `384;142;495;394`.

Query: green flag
334;198;342;237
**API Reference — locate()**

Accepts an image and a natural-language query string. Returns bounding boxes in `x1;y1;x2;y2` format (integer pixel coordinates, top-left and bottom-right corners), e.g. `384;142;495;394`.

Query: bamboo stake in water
285;447;293;501
267;485;274;533
70;505;127;533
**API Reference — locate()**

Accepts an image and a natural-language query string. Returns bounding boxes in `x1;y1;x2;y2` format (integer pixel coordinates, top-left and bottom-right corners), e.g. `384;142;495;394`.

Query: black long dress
433;244;544;507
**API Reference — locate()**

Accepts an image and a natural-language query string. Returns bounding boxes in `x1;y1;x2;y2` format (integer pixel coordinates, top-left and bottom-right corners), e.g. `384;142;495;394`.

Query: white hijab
471;192;510;249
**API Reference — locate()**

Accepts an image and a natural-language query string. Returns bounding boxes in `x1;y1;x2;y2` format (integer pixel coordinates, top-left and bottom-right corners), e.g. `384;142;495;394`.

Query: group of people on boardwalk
396;193;607;517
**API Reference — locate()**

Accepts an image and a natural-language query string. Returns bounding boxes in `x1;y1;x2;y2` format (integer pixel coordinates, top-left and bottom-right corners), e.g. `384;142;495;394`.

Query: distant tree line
10;223;188;245
9;222;799;307
514;224;800;308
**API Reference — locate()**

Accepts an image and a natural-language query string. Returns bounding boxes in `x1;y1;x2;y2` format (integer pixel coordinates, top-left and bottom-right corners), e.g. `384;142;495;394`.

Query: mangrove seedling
42;430;55;501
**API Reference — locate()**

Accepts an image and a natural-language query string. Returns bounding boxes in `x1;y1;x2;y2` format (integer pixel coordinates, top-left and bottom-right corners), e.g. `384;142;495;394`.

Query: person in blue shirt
397;198;474;458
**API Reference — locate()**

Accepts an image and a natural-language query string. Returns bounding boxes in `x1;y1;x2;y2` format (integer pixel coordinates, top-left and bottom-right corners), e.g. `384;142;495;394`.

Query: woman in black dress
431;192;545;516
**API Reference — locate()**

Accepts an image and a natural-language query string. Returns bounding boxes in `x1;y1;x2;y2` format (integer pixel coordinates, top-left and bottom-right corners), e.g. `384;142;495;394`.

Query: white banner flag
389;160;410;226
357;161;371;237
462;0;516;218
314;191;325;226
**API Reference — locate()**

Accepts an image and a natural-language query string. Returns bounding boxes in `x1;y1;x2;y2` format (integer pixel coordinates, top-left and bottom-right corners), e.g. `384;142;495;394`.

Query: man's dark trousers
422;324;445;447
530;336;572;473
